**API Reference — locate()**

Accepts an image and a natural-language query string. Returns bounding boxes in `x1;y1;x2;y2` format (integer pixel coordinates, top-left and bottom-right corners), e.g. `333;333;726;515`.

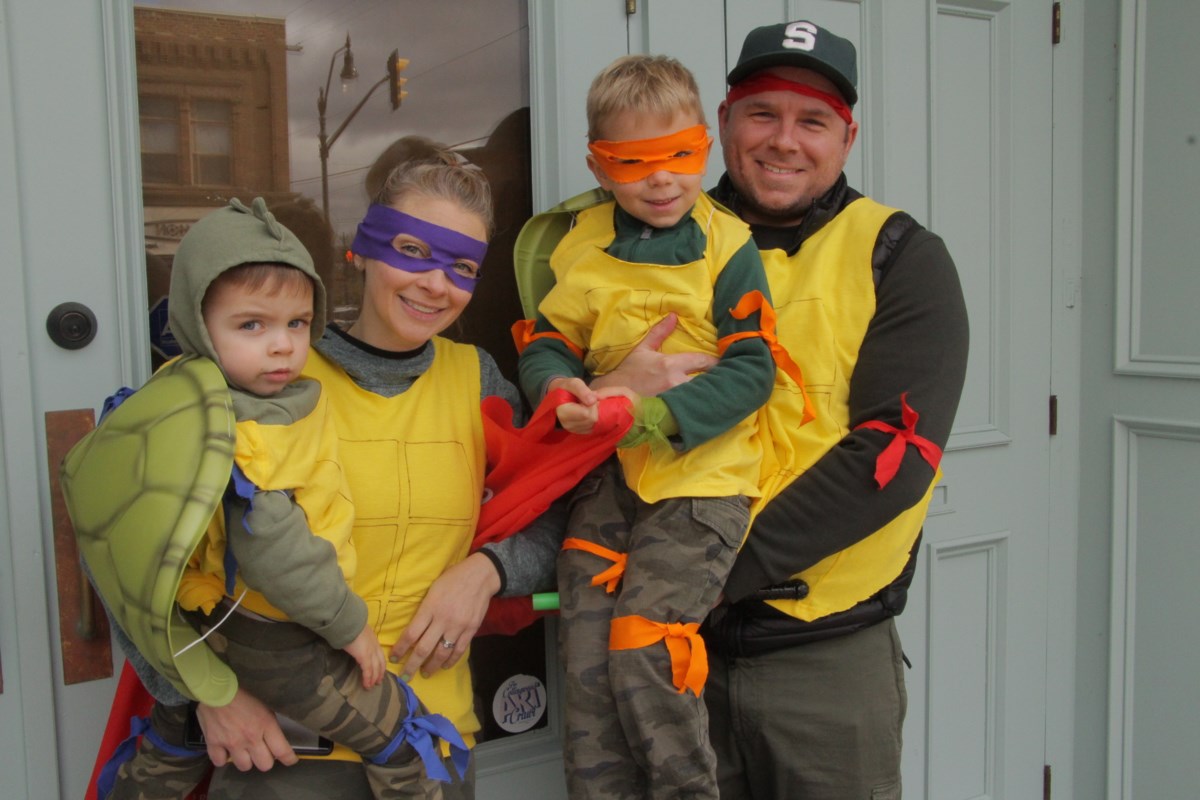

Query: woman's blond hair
370;136;494;238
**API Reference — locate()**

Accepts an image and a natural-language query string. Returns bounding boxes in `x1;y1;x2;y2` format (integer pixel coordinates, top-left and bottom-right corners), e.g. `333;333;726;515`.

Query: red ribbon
473;389;632;636
855;393;942;489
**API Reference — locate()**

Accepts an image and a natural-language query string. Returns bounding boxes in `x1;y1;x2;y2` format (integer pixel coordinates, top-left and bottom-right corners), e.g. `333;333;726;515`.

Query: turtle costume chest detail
61;355;239;705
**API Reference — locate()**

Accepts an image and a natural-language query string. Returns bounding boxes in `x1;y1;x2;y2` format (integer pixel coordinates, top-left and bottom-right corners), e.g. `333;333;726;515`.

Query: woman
195;142;559;800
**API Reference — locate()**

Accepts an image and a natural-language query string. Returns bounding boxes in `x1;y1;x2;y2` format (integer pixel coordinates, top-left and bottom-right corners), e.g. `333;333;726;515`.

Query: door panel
2;1;131;798
1105;2;1200;798
903;2;1053;797
0;20;59;792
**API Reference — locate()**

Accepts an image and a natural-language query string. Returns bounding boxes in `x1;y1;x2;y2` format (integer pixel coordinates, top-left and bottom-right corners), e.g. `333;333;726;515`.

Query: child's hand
556;385;641;435
556;401;600;434
344;625;386;689
547;376;597;407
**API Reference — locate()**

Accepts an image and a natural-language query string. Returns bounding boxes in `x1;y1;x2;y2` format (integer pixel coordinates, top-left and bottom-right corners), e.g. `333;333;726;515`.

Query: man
594;19;968;799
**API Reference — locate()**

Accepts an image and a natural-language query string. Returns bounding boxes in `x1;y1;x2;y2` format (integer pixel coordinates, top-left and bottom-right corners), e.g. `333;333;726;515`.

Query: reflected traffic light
387;50;409;110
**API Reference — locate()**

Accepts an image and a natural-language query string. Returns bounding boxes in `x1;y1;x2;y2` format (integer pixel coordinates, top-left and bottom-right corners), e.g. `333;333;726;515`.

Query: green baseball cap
727;20;858;106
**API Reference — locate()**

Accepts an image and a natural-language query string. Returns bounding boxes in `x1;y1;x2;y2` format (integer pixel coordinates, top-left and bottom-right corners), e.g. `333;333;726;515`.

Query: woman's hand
195;688;298;772
389;551;501;679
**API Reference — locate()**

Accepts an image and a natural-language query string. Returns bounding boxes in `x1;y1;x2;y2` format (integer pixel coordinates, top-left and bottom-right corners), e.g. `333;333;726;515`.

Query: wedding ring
440;637;456;649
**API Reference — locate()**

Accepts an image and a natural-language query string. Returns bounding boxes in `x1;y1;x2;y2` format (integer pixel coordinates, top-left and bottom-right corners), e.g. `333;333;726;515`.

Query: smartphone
183;702;334;756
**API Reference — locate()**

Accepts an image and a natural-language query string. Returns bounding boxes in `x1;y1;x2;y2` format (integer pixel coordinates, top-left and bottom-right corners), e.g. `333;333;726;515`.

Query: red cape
473;388;631;636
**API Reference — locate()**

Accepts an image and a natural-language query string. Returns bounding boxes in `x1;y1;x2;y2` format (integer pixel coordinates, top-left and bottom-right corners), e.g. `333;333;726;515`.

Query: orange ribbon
854;392;943;489
561;537;627;592
511;319;585;359
609;615;708;696
587;124;712;183
717;290;815;424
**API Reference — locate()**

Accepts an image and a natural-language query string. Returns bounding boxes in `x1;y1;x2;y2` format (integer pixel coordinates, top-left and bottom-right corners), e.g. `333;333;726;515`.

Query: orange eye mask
587;124;712;183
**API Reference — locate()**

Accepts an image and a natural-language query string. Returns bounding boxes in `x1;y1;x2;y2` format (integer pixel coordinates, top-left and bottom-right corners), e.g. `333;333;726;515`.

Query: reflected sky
135;0;528;237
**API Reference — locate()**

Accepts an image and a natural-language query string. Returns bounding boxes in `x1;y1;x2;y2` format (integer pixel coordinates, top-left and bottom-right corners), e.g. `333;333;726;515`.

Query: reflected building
134;7;341;363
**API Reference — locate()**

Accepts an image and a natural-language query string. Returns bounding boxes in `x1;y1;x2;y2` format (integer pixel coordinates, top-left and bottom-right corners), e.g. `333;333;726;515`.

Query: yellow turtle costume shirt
302;336;488;753
526;192;776;504
177;382;362;643
751;197;942;621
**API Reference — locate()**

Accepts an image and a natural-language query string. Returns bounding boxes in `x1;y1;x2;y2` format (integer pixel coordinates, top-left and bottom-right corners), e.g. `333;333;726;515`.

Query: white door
0;1;143;797
1096;2;1200;798
535;0;1056;796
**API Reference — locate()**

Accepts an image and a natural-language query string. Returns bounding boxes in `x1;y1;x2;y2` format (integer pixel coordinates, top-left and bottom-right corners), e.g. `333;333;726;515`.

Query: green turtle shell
61;355;238;706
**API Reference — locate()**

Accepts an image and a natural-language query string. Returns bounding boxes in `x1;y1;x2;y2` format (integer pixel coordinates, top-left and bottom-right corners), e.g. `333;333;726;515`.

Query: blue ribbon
99;387;135;422
95;714;206;798
221;464;260;596
368;675;471;783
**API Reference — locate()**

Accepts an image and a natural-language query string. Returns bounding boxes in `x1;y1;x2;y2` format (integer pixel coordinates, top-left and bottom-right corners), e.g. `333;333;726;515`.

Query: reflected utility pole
317;33;408;223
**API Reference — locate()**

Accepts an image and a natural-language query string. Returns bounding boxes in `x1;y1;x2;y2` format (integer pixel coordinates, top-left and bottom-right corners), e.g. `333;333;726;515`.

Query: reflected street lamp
317;33;408;223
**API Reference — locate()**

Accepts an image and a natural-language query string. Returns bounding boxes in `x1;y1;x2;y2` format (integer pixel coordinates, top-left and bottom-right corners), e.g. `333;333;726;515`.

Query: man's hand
591;313;717;397
196;688;297;772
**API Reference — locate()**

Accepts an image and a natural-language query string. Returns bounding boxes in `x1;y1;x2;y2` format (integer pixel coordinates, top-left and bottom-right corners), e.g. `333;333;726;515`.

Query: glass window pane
192;121;230;155
193;154;231;185
192;98;232;122
132;5;542;765
141;152;179;184
140;120;178;154
139;94;177;119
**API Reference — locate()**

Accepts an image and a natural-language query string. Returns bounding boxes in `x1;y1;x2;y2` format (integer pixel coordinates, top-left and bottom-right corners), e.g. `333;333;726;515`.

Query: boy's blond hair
586;54;705;141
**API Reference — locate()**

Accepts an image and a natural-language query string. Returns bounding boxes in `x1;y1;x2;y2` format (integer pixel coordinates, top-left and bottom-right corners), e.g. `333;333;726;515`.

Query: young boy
514;55;792;799
104;197;457;800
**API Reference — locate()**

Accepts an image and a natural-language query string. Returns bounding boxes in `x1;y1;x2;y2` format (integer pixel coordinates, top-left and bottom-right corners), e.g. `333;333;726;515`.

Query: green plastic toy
60;355;239;706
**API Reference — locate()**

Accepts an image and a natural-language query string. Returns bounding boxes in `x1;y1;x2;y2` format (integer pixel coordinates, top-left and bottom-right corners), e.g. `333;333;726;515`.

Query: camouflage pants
185;605;445;800
105;700;210;800
207;753;476;800
558;459;747;800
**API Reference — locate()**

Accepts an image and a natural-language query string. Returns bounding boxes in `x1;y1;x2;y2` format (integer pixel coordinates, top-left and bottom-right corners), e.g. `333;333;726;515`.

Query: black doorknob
46;302;98;350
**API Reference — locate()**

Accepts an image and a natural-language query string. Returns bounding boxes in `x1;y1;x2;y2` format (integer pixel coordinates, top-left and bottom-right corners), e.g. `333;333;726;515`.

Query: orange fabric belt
609;614;708;696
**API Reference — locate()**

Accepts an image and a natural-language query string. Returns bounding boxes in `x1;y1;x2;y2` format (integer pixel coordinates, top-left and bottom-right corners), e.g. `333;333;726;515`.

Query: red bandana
726;74;854;125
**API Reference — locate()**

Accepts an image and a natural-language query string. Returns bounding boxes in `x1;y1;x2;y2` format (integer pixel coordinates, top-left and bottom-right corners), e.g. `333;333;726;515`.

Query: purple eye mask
351;204;488;293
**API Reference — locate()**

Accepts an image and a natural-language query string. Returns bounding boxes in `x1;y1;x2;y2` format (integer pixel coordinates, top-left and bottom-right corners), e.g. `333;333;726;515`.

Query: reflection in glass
130;0;543;750
135;1;532;381
191;99;233;185
139;95;180;184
